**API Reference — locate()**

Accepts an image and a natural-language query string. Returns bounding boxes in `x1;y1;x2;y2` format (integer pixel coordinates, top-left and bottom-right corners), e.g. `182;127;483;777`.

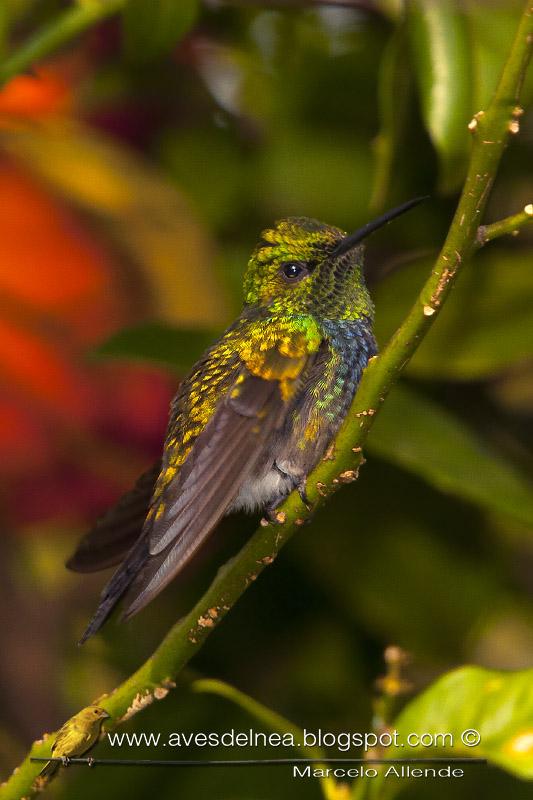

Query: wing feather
122;377;284;616
148;373;282;555
79;320;321;642
66;463;160;573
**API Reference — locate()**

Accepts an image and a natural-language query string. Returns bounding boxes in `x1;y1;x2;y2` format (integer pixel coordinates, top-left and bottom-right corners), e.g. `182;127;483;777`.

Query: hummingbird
68;197;424;642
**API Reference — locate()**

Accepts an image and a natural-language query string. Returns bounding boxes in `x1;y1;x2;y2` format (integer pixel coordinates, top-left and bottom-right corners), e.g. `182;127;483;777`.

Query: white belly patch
230;469;292;513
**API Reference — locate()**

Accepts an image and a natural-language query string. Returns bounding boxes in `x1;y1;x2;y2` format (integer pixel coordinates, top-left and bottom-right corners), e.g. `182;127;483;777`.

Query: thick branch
350;1;533;431
1;3;532;799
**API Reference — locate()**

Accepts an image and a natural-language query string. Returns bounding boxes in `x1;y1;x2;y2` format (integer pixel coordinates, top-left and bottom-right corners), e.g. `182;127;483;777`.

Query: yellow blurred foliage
1;121;228;327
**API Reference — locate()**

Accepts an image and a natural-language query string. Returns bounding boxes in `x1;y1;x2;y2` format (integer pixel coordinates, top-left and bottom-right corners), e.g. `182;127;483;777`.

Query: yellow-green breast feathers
39;706;109;779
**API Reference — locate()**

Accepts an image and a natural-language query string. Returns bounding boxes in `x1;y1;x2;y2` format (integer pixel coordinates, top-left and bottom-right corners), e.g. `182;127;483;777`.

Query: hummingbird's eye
280;261;308;282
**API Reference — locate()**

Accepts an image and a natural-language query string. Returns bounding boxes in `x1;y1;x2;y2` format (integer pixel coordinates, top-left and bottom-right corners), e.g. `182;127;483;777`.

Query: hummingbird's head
243;198;426;320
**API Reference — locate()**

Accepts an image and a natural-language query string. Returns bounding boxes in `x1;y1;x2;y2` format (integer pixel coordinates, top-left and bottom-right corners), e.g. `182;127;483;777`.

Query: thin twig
192;678;341;799
476;203;533;248
0;0;125;87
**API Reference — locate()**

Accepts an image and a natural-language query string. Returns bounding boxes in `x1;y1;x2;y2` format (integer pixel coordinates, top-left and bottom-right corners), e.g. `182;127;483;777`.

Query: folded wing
66;462;160;573
79;326;317;643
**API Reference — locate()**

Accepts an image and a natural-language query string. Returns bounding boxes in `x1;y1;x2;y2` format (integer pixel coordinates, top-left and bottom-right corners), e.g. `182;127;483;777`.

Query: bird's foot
261;508;285;526
261;480;314;526
61;757;70;768
297;480;313;512
87;757;95;768
262;496;288;526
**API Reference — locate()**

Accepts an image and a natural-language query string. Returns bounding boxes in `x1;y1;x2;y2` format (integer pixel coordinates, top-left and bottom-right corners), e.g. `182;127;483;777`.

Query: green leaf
355;666;533;799
368;383;533;526
370;26;412;210
408;0;472;193
94;322;216;372
467;0;533;110
194;41;275;123
122;0;198;62
397;666;533;777
373;249;533;380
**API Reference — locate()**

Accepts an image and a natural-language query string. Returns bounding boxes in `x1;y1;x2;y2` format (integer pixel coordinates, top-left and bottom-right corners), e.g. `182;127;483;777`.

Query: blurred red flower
0;73;175;531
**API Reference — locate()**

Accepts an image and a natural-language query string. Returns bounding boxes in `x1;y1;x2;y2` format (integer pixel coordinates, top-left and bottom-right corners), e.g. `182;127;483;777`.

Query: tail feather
39;760;59;779
78;537;149;644
67;463;159;574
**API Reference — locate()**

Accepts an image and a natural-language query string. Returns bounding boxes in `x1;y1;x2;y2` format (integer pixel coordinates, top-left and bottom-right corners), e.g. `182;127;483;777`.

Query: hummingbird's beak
331;196;428;259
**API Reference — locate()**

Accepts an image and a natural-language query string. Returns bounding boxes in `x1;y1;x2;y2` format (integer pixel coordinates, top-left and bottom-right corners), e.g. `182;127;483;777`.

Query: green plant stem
0;0;125;86
476;204;533;248
350;1;533;439
191;678;341;800
1;3;532;800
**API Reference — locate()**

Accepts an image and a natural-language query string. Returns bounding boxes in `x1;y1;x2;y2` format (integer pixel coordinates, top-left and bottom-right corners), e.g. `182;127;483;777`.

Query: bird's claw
262;505;285;525
61;757;70;768
297;481;313;512
262;480;313;525
87;757;95;768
